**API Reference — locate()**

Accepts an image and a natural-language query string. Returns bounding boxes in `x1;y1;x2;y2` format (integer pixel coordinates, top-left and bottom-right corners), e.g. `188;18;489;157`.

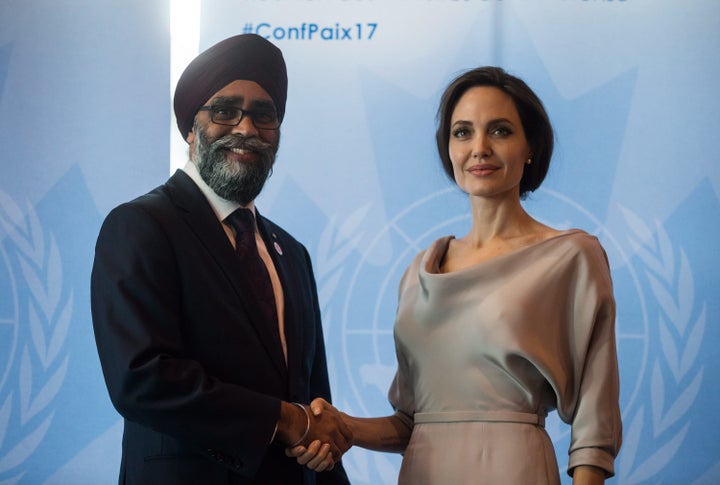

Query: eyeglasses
197;105;280;130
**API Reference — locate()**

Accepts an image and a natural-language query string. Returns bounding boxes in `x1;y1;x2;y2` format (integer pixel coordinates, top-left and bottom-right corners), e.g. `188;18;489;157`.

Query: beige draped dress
388;229;622;484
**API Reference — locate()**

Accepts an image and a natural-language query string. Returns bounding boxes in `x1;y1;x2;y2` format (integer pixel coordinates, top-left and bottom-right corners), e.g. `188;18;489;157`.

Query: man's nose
232;113;259;136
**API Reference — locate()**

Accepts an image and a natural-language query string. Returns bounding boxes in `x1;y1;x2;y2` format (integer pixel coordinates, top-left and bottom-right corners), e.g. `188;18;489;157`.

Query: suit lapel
164;171;288;378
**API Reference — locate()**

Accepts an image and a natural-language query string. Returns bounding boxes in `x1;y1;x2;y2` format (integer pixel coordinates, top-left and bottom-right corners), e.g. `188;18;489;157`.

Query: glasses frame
197;105;280;130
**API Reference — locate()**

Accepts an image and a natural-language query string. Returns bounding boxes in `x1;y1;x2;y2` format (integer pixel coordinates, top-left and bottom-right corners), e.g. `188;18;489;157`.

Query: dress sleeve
388;337;415;430
387;254;424;427
566;239;622;477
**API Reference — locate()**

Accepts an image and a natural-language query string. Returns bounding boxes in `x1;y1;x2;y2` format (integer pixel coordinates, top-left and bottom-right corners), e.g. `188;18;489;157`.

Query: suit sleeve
91;202;279;476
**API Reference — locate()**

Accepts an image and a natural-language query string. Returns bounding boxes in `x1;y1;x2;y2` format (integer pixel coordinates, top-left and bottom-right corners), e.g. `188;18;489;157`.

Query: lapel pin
274;241;283;255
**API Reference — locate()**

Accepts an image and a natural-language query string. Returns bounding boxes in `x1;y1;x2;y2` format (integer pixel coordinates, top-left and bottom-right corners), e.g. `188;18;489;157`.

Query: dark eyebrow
488;117;514;125
209;96;276;112
452;117;515;127
248;99;276;112
210;96;244;106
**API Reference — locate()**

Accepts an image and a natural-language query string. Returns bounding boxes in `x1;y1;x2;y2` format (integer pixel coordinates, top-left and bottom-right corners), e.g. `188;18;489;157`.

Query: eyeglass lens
211;106;278;129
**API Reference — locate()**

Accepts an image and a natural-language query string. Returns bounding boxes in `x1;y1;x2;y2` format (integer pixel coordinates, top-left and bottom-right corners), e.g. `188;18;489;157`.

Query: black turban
173;34;287;139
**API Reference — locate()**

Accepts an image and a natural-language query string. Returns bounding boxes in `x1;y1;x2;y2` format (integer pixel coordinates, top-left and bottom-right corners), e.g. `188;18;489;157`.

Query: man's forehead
204;80;274;108
208;94;276;109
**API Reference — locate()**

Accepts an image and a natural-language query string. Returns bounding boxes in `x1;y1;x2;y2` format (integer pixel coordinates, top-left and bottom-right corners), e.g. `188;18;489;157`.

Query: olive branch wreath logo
615;206;704;484
0;192;72;483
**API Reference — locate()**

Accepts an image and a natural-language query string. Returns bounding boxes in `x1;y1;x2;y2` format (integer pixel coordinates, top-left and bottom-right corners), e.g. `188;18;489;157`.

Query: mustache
210;134;275;153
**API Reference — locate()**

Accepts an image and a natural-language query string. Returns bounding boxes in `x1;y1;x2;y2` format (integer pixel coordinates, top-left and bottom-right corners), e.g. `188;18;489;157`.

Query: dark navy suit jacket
91;170;349;484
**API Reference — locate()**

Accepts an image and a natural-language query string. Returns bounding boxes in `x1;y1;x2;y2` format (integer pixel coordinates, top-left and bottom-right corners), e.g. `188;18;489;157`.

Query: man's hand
286;439;335;472
276;400;352;465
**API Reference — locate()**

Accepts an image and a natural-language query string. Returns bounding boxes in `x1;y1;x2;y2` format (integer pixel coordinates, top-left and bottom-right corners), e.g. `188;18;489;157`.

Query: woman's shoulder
553;229;607;256
552;229;613;285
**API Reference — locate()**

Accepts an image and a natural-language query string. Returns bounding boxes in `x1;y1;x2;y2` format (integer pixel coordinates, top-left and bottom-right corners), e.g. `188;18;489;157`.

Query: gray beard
191;123;277;205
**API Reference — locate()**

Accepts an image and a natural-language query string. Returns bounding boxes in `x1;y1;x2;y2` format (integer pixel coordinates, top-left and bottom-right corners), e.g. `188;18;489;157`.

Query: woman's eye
452;128;469;138
491;126;511;136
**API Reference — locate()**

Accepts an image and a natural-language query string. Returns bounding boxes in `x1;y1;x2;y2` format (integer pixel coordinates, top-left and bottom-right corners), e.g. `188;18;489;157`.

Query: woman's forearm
343;411;412;453
572;465;605;485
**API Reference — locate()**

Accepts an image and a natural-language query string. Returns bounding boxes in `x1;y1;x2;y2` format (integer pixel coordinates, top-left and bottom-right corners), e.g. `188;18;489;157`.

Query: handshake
277;397;410;472
277;398;350;472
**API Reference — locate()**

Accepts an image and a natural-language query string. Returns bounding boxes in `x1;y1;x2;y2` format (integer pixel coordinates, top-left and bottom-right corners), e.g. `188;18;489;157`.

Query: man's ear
185;130;197;161
186;130;196;156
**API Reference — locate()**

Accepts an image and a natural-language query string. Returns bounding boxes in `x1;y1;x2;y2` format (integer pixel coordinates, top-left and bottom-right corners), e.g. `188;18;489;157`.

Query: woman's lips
467;164;499;176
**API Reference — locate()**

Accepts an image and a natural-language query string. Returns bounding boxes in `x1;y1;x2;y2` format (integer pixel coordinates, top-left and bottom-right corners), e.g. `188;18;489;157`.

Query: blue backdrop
1;1;719;483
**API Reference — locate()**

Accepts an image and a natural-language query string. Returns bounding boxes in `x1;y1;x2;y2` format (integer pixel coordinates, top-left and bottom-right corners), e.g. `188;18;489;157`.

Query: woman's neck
465;195;537;247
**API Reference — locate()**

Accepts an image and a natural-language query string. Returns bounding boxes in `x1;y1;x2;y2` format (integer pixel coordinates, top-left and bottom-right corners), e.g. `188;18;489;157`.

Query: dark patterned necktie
224;208;278;327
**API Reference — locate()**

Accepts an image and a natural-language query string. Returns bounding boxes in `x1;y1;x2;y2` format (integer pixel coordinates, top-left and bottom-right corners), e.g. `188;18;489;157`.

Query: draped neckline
423;228;586;276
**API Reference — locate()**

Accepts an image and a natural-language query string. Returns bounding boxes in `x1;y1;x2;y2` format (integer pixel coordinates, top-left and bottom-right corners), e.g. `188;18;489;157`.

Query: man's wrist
275;401;309;446
288;402;310;447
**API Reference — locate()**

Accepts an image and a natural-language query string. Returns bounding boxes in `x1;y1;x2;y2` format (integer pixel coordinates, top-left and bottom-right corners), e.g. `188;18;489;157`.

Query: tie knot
226;208;256;234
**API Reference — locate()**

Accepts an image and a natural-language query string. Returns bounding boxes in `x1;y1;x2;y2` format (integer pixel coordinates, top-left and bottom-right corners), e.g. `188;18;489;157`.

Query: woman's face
448;86;532;201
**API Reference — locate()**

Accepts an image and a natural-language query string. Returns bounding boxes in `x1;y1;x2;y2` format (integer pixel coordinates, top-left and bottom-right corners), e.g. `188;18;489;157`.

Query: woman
292;66;622;484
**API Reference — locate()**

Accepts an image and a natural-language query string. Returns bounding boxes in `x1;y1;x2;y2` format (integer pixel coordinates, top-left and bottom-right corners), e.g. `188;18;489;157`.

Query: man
91;34;351;484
